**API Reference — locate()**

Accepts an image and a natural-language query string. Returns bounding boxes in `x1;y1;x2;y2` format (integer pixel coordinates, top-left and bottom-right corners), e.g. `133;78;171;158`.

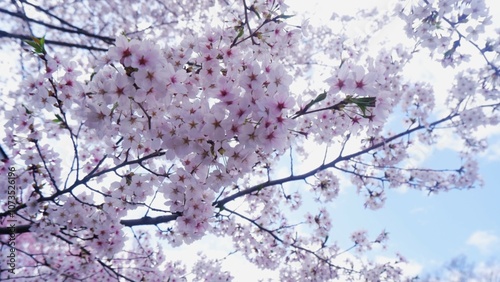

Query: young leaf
304;91;327;111
25;40;39;50
55;114;64;123
347;97;376;117
235;26;244;40
24;36;46;54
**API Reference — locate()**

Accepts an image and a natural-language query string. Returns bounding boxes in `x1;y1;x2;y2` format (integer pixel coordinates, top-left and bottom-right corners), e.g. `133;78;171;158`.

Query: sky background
1;0;499;280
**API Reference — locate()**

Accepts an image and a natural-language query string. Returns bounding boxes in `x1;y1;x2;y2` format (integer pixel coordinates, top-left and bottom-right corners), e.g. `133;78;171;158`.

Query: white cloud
481;136;500;162
466;231;500;253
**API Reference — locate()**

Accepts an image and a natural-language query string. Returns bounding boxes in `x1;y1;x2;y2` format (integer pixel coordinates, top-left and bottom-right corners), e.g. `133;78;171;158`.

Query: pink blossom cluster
83;28;300;243
311;170;340;202
398;0;490;67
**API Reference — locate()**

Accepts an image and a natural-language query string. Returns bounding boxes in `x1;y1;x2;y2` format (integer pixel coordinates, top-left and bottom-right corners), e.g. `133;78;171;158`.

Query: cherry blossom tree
0;0;498;280
422;255;500;281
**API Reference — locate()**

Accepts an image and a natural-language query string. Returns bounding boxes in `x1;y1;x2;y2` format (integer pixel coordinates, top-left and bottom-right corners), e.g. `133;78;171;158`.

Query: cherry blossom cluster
398;0;491;67
399;0;499;157
311;170;340;202
82;22;300;243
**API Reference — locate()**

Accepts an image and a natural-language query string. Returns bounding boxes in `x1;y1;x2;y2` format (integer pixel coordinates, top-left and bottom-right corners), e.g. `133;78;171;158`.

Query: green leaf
24;36;46;54
358;105;368;116
352;97;376;107
235;26;244;40
293;91;328;118
54;114;63;123
25;40;39;49
278;14;295;20
304;91;327;111
315;91;327;102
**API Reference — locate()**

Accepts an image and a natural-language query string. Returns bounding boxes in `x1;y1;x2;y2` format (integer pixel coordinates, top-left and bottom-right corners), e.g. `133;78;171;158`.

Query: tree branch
120;214;180;227
0;214;181;235
0;30;108;51
0;6;114;44
214;112;459;208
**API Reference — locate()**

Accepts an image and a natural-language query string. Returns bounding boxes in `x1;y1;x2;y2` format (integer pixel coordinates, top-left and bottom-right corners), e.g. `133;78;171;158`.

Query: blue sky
329;146;500;272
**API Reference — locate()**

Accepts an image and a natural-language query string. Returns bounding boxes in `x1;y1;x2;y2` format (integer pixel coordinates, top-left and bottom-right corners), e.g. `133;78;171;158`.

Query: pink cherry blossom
325;63;355;94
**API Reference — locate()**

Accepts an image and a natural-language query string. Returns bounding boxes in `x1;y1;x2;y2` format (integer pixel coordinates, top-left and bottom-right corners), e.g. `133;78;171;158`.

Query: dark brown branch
0;30;108;51
120;214;180;227
214;112;460;208
0;214;180;235
0;109;478;236
0;224;31;234
224;206;347;272
0;151;164;219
